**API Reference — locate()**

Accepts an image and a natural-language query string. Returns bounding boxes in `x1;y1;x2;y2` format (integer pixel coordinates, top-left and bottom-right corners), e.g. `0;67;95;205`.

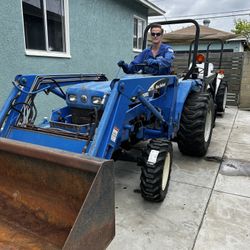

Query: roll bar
188;38;224;69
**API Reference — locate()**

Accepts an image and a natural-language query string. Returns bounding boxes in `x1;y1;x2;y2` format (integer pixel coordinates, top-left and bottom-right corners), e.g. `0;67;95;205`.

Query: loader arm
88;75;179;158
0;74;180;159
0;74;107;137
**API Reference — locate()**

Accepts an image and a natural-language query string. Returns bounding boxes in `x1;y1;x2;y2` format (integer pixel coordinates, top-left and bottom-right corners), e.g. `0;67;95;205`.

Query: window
22;0;70;57
133;16;146;51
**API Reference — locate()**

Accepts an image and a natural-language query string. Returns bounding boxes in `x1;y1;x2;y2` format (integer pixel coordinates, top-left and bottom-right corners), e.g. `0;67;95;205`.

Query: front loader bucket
0;138;115;250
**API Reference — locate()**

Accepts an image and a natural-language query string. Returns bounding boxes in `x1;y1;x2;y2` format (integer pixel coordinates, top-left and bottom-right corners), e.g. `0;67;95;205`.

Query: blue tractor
0;19;214;249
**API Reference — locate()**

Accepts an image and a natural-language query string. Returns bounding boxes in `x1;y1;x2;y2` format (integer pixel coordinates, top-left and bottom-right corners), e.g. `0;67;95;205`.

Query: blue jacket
126;44;174;75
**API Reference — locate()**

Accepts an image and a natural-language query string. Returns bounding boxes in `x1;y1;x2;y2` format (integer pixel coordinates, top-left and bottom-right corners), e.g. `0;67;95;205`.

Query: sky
149;0;250;33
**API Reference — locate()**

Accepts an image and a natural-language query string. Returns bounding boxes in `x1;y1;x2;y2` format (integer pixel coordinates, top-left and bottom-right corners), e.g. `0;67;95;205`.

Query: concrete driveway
108;107;250;250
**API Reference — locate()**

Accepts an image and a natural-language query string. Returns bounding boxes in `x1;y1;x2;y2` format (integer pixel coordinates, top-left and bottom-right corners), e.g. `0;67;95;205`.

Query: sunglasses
151;32;161;37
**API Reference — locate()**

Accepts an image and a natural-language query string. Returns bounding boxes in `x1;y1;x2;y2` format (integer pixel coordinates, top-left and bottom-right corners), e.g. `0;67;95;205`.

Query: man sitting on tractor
118;24;174;75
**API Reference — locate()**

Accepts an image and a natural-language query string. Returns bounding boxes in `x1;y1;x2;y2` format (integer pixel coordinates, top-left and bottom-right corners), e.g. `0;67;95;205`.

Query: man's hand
145;58;158;65
117;60;125;67
117;60;129;73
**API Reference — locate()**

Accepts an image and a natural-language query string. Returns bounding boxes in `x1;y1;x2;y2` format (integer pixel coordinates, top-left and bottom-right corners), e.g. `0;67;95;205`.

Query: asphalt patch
220;159;250;176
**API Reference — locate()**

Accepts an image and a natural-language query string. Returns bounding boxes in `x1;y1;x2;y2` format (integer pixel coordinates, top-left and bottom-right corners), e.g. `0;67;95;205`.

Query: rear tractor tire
140;139;172;202
216;80;228;114
177;92;214;157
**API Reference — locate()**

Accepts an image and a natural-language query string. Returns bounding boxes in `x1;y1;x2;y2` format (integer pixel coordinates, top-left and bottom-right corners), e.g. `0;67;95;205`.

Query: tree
232;19;250;50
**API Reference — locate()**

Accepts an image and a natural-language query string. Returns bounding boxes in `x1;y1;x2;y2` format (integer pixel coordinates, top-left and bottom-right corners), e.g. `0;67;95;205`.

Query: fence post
239;51;250;109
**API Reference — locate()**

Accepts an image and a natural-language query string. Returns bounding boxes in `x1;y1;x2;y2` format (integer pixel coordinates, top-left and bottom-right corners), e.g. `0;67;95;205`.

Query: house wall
0;0;147;111
225;41;244;52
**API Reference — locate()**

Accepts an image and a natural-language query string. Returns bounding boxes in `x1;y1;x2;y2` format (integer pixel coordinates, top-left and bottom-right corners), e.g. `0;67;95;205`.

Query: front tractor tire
216;80;228;114
140;139;173;202
177;92;214;157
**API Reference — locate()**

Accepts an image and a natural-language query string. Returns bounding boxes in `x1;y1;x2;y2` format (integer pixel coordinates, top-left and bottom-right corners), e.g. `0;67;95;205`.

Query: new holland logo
148;78;167;92
142;78;168;98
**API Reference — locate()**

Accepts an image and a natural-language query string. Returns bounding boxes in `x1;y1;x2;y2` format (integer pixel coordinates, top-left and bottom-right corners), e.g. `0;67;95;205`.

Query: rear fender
174;79;201;125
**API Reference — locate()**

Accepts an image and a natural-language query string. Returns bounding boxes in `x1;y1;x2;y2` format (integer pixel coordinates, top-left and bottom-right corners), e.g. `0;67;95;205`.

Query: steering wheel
135;63;158;74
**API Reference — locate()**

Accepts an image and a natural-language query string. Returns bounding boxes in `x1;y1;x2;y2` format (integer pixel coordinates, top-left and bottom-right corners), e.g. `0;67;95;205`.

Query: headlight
81;95;88;103
92;96;102;105
68;94;77;102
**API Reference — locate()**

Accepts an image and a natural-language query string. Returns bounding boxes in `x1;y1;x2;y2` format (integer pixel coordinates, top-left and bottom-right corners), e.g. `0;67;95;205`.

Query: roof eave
227;36;247;42
136;0;165;16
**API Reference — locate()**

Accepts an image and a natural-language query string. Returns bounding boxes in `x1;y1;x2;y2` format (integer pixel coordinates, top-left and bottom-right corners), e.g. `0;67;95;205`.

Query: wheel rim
204;108;212;142
161;152;170;190
222;87;228;110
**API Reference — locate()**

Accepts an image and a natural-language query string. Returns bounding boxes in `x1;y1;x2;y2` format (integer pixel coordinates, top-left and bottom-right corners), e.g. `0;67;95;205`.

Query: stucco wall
239;52;250;109
0;0;147;114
